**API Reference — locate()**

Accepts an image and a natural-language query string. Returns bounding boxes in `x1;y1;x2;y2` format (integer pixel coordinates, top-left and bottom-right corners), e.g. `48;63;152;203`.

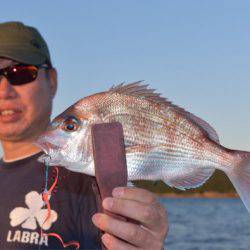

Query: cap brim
0;48;46;65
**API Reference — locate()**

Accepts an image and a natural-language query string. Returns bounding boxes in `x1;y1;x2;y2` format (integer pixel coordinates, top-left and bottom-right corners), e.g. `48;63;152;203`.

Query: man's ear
49;68;58;98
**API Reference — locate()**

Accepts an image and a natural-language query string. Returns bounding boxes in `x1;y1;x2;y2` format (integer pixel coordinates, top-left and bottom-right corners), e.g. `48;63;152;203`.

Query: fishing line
39;156;80;249
44;156;50;192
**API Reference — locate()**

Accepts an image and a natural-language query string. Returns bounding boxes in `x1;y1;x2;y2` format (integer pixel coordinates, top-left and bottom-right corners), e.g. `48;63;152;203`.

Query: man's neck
1;141;42;162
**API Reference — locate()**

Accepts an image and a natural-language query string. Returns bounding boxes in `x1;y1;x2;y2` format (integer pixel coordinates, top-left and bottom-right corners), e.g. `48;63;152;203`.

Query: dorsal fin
109;81;219;143
183;112;219;143
109;81;167;103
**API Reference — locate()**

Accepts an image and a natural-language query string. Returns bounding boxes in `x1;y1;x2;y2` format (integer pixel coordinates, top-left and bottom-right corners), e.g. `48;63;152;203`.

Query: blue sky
1;0;250;153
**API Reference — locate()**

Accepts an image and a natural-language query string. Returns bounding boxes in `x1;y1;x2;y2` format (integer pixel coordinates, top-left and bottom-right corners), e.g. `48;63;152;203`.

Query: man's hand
92;187;168;249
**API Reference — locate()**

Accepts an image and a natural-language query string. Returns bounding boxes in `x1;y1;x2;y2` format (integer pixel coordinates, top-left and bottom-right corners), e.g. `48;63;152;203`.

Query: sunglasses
0;64;49;86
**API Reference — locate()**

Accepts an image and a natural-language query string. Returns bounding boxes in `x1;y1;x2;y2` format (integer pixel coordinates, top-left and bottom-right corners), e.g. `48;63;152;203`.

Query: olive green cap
0;21;52;67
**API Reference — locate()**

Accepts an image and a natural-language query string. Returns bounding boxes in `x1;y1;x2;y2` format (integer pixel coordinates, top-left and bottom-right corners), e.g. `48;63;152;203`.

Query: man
0;21;168;249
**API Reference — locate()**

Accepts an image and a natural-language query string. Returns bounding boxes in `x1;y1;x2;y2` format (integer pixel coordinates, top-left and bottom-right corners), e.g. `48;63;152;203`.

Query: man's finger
92;213;159;248
101;233;139;250
102;197;164;232
112;187;158;204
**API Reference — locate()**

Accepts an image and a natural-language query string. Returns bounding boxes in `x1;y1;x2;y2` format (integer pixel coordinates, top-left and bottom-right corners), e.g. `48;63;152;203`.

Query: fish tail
226;151;250;212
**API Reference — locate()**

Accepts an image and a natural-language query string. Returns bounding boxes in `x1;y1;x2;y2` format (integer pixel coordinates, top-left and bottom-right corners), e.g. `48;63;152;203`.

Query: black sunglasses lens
7;65;38;85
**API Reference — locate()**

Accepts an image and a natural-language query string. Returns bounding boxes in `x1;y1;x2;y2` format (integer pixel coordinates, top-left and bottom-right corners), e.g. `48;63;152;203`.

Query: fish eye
62;116;80;132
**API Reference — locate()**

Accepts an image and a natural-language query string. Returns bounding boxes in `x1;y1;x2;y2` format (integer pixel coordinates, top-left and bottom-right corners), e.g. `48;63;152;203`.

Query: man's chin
0;129;35;142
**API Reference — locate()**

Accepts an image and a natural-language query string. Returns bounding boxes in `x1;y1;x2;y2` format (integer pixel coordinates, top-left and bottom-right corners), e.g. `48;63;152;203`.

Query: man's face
0;58;57;142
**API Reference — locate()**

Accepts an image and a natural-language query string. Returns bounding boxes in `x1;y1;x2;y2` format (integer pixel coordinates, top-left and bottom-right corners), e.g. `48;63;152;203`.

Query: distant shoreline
158;192;238;198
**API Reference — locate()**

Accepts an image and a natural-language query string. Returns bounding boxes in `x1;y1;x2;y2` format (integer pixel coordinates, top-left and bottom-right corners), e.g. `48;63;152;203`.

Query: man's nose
0;76;17;99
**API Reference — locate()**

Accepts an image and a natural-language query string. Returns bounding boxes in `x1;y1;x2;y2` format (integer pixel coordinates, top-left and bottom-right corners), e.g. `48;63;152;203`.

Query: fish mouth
35;138;60;155
35;139;61;166
38;153;52;165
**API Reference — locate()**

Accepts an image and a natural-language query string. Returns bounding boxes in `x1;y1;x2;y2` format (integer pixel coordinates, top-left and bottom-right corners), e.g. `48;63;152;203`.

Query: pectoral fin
164;167;215;190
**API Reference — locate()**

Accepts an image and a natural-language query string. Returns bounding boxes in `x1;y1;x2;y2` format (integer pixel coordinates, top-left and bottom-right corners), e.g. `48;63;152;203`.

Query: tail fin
226;151;250;212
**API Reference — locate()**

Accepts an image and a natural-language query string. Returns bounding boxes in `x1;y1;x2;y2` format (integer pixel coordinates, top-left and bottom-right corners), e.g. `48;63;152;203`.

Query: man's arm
92;186;168;250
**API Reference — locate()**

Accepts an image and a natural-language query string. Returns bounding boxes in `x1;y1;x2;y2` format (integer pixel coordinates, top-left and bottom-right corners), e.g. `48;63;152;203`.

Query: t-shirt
0;152;102;249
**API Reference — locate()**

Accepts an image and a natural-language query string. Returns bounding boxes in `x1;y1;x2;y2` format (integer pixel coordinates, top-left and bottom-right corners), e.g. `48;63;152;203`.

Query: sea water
160;198;250;250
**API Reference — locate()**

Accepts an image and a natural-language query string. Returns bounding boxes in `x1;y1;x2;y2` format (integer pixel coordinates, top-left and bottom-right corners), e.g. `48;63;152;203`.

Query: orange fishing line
41;166;80;249
41;232;80;249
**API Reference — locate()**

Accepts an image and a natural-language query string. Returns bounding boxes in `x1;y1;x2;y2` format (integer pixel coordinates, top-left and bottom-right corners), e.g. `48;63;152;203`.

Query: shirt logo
9;191;58;230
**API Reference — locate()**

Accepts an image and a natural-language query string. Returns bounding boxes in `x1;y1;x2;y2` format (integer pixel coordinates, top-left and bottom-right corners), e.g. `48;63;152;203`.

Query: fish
35;81;250;212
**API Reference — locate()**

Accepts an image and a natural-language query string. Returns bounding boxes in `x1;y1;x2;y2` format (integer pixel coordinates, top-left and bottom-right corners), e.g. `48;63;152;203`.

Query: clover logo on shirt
9;191;58;230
